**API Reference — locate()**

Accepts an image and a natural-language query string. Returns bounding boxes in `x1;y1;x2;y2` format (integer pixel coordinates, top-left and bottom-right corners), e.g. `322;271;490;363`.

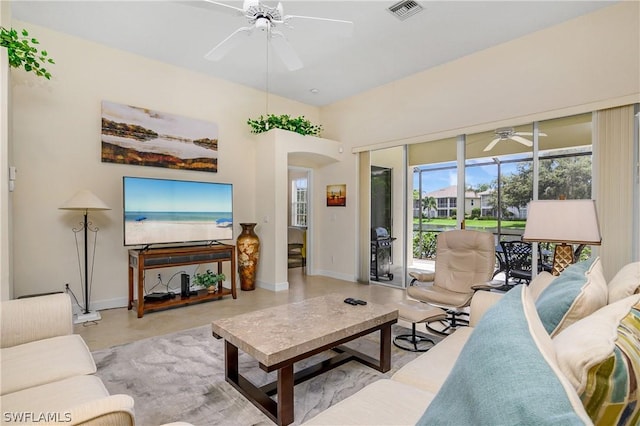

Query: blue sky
124;177;232;212
413;161;520;194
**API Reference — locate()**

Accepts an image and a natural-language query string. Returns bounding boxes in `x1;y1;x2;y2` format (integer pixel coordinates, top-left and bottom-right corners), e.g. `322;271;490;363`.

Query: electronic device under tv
123;176;233;247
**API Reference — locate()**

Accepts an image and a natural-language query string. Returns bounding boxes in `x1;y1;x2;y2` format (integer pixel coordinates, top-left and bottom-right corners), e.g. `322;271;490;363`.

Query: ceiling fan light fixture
495;127;515;139
256;17;271;31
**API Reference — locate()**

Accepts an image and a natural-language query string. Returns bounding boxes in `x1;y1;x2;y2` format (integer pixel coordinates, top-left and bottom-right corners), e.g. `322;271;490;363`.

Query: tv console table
128;245;237;318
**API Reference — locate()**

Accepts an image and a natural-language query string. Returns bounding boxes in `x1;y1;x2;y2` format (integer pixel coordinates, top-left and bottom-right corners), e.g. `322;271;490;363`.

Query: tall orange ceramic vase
237;223;260;291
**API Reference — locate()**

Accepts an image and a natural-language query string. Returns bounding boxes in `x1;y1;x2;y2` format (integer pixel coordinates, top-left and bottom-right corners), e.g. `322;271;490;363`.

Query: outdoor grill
371;227;396;281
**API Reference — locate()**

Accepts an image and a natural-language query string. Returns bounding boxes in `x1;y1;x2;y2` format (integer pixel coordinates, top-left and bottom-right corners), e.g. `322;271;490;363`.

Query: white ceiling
11;0;615;107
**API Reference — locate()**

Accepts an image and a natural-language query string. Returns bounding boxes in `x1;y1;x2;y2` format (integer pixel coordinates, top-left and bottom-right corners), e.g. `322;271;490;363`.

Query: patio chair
500;241;552;286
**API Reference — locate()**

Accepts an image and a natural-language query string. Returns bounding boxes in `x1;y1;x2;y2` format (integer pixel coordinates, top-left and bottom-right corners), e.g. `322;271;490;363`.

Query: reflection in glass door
370;147;405;288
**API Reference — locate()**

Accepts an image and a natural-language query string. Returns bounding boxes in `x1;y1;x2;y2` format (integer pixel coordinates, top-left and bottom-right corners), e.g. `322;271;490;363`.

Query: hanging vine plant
247;114;323;137
0;27;55;80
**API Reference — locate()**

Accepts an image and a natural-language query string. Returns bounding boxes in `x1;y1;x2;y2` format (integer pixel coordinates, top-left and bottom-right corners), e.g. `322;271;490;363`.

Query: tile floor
76;268;411;351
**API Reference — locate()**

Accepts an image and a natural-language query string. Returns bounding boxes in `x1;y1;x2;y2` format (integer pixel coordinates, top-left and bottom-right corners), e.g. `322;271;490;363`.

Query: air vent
388;0;424;21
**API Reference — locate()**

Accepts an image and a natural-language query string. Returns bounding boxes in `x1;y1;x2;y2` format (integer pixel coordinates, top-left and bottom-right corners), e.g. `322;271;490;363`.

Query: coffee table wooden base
222;321;394;426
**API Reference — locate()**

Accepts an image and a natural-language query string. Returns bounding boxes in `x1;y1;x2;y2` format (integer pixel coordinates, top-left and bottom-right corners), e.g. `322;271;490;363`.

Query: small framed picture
326;184;346;207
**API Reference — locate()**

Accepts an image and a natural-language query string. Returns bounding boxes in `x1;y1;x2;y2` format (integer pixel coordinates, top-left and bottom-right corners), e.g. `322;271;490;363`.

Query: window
291;178;308;226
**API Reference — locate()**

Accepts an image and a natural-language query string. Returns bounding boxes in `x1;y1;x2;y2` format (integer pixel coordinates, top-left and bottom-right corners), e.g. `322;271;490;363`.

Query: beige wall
0;2;12;300
5;2;640;304
319;1;639;281
323;2;639;149
9;21;318;307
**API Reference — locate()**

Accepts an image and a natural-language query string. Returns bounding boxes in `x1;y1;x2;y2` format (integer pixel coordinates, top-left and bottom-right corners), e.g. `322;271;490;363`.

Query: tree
501;161;533;210
486;155;592;213
538;156;592;200
422;196;437;220
469;183;490;193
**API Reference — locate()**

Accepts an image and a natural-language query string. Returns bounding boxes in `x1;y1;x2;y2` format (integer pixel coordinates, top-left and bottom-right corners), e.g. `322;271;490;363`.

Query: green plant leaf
0;26;55;80
247;113;322;137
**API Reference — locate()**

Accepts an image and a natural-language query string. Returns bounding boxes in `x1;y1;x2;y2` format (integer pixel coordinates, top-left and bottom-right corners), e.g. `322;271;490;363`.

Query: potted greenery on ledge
0;27;55;79
247;114;323;137
193;270;226;293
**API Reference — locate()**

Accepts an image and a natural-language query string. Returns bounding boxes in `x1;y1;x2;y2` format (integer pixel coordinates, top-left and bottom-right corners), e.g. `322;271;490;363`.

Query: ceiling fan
202;0;353;71
483;127;547;152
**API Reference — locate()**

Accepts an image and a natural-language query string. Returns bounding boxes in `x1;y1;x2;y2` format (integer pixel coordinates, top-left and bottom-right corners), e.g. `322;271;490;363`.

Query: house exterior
418;186;481;218
478;189;496;218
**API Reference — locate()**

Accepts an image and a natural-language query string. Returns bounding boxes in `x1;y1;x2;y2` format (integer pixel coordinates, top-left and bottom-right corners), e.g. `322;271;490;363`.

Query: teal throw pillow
417;286;590;425
536;257;607;336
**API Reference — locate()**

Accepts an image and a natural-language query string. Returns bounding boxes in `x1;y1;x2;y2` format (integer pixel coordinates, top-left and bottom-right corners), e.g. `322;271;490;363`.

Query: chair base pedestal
425;312;469;336
393;323;435;352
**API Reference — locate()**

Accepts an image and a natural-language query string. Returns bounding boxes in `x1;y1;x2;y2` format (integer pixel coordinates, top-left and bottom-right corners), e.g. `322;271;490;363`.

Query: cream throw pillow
607;261;640;303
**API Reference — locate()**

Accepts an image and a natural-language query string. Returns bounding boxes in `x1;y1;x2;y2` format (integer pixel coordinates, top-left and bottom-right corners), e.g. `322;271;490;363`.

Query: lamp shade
59;189;111;211
522;199;601;245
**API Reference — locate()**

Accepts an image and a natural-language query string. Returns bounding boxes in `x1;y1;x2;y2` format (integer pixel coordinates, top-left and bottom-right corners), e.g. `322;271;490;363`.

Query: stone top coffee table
211;294;398;426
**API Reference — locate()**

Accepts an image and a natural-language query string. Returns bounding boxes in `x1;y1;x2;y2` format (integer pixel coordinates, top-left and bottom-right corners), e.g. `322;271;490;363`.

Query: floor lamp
522;199;601;276
60;189;111;324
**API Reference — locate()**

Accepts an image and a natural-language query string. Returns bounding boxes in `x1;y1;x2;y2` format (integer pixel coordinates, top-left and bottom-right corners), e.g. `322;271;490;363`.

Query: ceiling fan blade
283;14;354;36
484;137;501;152
510;135;533;147
514;131;547;137
270;30;303;71
204;26;253;61
201;0;246;15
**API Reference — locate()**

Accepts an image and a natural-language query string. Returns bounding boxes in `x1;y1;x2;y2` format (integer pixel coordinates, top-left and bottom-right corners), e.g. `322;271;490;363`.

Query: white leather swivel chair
408;229;495;335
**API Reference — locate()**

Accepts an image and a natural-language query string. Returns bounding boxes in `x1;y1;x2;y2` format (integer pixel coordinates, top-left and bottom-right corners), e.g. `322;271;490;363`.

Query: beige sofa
0;293;136;425
305;258;640;425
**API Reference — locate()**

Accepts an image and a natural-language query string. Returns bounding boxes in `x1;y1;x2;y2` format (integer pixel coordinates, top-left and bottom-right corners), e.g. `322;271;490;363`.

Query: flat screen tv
123;176;233;246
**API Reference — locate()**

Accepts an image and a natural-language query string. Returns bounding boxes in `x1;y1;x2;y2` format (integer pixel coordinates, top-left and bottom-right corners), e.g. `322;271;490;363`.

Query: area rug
93;324;439;425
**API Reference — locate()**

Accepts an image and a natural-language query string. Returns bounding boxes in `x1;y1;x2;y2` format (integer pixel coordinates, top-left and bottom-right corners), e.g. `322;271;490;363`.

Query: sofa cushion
607;261;640;303
302;379;435;425
392;327;472;393
0;334;97;395
536;257;607;337
417;285;591;425
553;294;640;425
0;375;109;414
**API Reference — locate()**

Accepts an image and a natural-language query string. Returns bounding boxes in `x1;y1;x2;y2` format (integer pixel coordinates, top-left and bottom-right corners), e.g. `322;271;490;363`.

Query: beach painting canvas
326;184;347;207
101;101;219;172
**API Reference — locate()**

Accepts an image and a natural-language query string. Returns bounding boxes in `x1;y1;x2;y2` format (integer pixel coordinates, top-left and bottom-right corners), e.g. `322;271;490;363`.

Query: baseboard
257;280;289;292
315;269;356;282
72;296;129;315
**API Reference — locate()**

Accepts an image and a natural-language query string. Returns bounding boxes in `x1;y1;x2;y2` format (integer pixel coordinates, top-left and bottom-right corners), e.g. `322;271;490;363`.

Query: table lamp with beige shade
522;199;601;276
